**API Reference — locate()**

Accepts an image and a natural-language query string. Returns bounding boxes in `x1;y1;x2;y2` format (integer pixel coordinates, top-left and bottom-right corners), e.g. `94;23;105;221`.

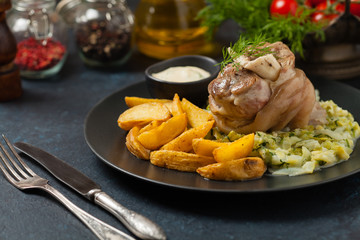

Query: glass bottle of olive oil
134;0;214;59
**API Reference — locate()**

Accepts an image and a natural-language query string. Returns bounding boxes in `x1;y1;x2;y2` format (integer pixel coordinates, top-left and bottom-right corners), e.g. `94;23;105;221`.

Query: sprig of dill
220;34;275;70
197;0;326;58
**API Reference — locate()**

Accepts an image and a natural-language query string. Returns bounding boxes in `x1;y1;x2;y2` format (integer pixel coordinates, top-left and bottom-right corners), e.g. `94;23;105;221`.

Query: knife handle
43;184;136;240
94;191;166;240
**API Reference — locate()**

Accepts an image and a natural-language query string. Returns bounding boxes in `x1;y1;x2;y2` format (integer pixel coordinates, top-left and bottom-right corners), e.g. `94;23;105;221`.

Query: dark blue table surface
1;1;360;240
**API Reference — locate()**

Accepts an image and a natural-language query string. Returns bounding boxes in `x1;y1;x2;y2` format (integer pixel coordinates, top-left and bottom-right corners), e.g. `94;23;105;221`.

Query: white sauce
152;66;211;83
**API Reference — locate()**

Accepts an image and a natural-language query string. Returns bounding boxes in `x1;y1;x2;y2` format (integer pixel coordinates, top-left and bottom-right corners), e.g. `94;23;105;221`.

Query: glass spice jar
6;0;68;79
66;0;134;67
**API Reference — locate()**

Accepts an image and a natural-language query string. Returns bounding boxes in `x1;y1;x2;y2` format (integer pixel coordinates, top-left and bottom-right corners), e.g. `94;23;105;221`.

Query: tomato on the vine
270;0;298;16
311;11;339;22
315;0;345;13
310;0;344;23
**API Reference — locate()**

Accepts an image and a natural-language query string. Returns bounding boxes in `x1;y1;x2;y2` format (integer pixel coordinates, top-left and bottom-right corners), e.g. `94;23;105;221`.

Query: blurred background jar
6;0;68;79
58;0;134;68
134;0;214;59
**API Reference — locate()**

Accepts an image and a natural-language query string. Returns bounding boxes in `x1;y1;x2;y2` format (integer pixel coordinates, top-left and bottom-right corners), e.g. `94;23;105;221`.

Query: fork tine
1;135;36;178
0;154;20;185
0;142;24;181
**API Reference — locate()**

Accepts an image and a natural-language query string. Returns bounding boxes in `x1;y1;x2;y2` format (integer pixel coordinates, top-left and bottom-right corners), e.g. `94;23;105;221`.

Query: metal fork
0;135;136;240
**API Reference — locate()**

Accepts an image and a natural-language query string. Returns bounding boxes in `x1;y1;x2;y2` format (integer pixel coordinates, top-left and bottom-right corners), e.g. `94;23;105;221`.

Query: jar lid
55;0;81;26
56;0;130;26
13;0;56;12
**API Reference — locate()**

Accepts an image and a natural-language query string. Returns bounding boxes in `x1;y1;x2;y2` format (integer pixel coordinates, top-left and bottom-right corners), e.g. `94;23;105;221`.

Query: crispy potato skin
118;102;171;130
125;126;150;160
125;96;172;107
213;133;255;162
181;98;214;128
197;157;266;181
171;94;184;116
192;138;230;157
137;113;187;150
161;120;215;152
150;150;216;172
138;120;162;134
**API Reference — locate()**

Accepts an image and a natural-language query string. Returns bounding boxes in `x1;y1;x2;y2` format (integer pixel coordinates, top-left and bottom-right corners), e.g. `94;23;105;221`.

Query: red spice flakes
15;37;66;71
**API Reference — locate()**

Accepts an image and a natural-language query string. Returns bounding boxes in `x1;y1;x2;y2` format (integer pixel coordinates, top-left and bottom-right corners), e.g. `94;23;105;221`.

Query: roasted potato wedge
213;133;255;162
125;96;172;107
171;93;184;116
138;120;162;134
118;102;171;130
163;101;174;114
192;138;230;157
125;126;150;160
161;120;215;152
137;113;187;150
150;150;215;172
181;98;214;128
196;157;266;181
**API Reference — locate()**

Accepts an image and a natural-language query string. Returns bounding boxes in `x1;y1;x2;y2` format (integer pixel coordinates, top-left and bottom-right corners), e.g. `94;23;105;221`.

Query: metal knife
14;142;166;240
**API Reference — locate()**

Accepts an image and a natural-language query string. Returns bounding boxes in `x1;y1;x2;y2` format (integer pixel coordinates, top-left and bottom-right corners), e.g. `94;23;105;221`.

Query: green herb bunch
197;0;325;58
221;35;275;70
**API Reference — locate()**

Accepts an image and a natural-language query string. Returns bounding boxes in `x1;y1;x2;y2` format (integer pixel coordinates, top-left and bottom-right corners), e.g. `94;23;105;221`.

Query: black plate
84;78;360;193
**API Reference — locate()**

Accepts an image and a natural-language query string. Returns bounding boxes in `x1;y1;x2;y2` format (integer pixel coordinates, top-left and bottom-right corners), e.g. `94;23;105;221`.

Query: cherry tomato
311;11;325;22
316;0;344;13
311;0;344;23
311;11;339;22
350;0;360;17
270;0;298;16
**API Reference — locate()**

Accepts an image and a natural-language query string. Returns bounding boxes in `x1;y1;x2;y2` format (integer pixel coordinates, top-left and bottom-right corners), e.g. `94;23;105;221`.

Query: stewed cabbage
211;100;360;176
